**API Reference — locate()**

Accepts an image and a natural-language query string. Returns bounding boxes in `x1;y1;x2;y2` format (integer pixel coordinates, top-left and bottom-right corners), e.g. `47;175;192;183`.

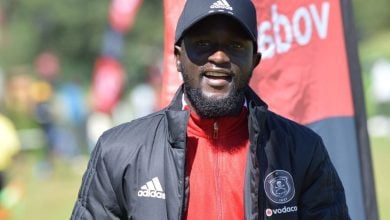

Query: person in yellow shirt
0;113;21;219
0;113;20;188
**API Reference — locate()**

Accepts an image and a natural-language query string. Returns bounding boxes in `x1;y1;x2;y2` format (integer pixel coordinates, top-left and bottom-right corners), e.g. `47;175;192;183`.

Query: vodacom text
258;1;331;59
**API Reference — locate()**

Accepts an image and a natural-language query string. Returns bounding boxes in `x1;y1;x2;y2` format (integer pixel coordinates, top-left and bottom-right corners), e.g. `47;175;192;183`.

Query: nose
208;49;230;65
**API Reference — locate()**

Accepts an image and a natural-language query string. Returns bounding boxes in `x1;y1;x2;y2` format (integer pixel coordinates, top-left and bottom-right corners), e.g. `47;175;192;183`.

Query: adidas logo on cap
137;177;166;200
210;0;233;11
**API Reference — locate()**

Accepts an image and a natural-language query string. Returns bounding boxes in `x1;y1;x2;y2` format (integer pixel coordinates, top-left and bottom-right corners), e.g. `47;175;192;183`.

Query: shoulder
89;110;168;163
263;110;329;170
83;110;171;186
101;110;167;147
266;111;322;145
245;87;321;147
264;111;335;183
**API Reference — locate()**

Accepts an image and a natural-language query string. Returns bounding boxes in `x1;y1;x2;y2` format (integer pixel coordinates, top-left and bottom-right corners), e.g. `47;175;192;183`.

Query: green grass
5;154;87;220
371;136;390;219
2;136;390;219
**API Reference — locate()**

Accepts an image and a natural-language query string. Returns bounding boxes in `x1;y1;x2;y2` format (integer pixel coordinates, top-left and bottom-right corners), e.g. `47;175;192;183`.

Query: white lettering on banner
272;4;293;54
259;1;330;59
293;7;312;45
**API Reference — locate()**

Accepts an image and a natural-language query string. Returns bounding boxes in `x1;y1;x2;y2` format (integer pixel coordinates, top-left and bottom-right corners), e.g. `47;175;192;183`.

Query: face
175;15;261;118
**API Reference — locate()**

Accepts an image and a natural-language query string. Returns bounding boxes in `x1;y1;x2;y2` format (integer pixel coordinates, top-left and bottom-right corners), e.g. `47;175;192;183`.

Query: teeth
205;72;229;77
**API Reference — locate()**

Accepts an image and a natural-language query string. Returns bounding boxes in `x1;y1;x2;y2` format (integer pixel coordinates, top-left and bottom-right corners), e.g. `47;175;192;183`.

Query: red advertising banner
109;0;143;33
93;0;143;114
161;0;186;108
161;0;353;125
91;56;125;113
252;0;354;124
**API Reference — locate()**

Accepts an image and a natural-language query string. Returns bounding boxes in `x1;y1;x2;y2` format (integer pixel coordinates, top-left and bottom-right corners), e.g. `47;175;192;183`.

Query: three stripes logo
210;0;233;11
137;177;166;200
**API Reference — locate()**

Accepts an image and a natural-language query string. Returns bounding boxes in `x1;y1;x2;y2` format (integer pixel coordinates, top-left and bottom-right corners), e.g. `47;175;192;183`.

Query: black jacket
71;86;349;219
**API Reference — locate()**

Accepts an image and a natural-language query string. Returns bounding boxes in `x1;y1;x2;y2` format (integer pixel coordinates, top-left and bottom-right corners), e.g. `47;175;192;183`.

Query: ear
174;45;183;72
252;52;262;69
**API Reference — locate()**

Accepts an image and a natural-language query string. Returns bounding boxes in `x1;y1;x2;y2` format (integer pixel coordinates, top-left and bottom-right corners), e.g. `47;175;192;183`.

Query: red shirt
185;108;249;220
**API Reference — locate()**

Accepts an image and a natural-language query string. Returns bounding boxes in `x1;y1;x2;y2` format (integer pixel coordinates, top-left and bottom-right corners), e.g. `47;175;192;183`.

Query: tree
0;0;164;86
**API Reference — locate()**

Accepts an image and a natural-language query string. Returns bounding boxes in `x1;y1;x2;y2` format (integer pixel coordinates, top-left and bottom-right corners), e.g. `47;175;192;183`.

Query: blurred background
0;0;389;219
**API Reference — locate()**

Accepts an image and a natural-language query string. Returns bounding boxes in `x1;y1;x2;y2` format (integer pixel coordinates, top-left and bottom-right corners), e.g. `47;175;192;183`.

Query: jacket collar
165;85;269;148
166;85;186;111
165;85;188;149
244;86;268;111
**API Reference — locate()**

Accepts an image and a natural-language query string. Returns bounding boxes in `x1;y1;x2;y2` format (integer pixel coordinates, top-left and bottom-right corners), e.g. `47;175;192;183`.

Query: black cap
175;0;258;49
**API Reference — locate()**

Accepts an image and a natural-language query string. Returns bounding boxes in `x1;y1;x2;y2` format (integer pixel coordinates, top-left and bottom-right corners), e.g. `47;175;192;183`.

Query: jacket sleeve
299;139;350;220
71;139;126;220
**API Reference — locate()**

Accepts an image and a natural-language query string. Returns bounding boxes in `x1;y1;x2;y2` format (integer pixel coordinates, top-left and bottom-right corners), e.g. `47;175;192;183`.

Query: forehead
183;15;251;40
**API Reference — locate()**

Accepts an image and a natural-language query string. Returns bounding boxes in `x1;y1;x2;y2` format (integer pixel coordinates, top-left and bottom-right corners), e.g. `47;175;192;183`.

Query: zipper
212;120;222;220
215;149;223;220
213;121;219;139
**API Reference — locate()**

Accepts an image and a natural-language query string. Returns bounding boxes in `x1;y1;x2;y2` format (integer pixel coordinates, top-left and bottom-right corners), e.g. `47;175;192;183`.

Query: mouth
198;68;234;97
202;71;233;85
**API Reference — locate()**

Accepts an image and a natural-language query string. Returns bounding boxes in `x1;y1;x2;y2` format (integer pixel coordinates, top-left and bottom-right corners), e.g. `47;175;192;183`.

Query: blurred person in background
30;79;57;177
71;0;349;219
0;106;21;189
0;114;20;220
0;69;21;219
3;72;38;132
127;66;159;120
113;64;162;124
53;80;88;158
4;69;58;178
0;112;20;220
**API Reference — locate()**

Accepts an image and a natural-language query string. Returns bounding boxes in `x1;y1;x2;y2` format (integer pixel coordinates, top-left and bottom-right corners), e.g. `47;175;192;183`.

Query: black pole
340;0;379;219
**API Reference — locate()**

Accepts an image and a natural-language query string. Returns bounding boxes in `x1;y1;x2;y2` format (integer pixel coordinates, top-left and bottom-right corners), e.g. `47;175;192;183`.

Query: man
71;0;350;219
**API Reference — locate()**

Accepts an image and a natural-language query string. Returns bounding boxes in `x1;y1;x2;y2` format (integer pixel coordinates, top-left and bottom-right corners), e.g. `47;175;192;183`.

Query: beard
183;76;246;119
